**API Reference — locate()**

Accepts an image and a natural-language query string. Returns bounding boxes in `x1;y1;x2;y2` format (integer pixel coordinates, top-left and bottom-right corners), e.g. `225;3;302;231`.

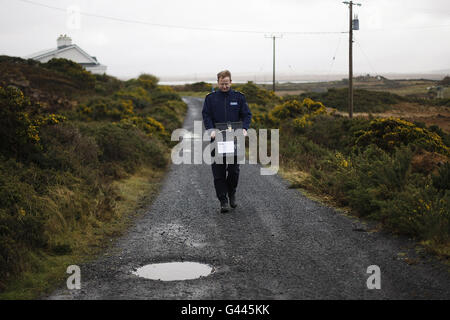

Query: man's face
218;76;232;92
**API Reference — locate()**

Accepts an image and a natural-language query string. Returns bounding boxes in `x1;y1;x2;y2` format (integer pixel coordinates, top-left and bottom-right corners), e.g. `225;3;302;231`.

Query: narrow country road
48;96;450;300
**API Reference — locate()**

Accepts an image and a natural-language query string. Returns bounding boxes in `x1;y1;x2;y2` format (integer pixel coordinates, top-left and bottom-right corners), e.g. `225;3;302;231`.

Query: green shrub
36;123;100;176
114;86;152;109
0;86;67;162
303;115;370;153
432;162;450;191
355;117;449;155
279;133;331;171
379;185;450;241
150;91;182;105
83;123;168;174
233;81;281;106
79;97;134;121
136;73;159;90
43;58;95;90
117;116;168;142
0;159;49;288
184;81;212;92
94;74;123;95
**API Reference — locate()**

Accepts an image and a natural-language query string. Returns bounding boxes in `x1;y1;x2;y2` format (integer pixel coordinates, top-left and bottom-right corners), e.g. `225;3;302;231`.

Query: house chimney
57;34;72;48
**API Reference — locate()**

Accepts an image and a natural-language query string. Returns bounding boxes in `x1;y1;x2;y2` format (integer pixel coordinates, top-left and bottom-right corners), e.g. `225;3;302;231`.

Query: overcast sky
1;0;449;80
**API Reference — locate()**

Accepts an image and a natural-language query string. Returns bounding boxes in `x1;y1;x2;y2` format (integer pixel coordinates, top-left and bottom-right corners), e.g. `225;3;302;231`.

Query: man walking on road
202;70;252;213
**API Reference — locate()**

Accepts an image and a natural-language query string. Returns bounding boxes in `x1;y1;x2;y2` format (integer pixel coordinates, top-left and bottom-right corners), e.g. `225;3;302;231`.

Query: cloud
1;0;449;79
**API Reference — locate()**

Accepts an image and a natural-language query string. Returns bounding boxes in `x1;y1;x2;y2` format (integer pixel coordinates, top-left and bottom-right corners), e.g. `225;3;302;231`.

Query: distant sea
159;80;319;85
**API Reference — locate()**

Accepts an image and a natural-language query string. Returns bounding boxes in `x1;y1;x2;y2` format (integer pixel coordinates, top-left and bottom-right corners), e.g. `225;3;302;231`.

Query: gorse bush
36;123;100;175
0;86;41;158
150;90;182;105
0;86;67;162
355;117;449;155
117;116;166;136
0;158;49;286
432;162;450;191
82;123;168;174
306;143;450;243
129;73;159;90
43;58;96;90
185;81;212;92
270;100;306;119
78;97;134;121
93;73;123;95
115;86;152;109
234;81;281;106
253;98;328;129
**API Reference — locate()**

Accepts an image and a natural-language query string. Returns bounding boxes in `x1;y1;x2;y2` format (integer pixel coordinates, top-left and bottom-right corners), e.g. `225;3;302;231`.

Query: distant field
329;102;450;133
269;78;439;97
267;78;450;132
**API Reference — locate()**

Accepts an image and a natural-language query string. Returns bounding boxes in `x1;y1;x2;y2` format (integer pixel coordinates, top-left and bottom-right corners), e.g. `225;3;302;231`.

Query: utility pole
343;1;361;118
265;34;282;92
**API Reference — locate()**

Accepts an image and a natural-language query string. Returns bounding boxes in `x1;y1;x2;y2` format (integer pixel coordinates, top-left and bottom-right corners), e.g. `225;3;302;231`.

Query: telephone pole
343;1;361;118
265;34;282;92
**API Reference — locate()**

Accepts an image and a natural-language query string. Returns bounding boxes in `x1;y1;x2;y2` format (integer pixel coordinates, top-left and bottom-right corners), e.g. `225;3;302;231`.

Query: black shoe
220;201;229;213
229;194;237;208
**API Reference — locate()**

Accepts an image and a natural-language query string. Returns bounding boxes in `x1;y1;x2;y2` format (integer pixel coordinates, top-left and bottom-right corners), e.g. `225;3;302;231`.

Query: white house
26;35;107;74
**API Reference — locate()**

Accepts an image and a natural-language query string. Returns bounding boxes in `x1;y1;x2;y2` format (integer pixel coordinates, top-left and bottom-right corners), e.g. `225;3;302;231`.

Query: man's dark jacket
202;89;252;130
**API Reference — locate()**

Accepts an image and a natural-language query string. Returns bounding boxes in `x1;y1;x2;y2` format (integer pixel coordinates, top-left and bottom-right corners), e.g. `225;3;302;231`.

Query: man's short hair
217;70;231;81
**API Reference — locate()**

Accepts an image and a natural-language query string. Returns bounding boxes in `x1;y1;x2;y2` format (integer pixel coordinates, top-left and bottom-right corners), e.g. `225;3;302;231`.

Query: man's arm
202;95;214;130
239;94;252;130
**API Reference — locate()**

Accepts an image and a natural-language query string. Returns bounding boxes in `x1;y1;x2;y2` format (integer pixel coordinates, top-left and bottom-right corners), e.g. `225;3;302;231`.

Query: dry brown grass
328;102;450;133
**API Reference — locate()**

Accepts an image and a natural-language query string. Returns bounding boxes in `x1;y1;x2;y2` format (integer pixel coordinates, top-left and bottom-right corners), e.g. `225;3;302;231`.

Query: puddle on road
132;262;213;281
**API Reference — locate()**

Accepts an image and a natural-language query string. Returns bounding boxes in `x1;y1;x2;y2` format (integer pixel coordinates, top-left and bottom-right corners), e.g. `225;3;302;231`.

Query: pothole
132;262;214;281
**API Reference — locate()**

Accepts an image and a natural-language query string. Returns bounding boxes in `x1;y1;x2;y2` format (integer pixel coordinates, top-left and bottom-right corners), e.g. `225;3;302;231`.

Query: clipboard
213;122;243;156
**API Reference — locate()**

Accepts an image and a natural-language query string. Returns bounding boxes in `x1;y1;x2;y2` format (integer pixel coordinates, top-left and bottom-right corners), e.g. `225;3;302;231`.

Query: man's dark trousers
211;155;239;204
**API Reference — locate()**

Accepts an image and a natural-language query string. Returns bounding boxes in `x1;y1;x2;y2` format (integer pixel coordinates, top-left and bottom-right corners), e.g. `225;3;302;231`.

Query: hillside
0;56;187;297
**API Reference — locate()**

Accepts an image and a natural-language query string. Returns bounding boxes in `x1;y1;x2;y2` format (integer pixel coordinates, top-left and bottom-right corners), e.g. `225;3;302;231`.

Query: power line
354;40;378;77
17;0;450;34
15;0;347;35
359;24;450;32
325;30;344;82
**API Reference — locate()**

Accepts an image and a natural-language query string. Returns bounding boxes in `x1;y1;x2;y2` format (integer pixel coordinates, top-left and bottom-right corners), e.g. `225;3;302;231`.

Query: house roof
26;44;100;65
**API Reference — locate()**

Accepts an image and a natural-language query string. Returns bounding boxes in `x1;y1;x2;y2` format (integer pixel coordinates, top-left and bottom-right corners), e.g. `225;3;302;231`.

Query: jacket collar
218;88;232;95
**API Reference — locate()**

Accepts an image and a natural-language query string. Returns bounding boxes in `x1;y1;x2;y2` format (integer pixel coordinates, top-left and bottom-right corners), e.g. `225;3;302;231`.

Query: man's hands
210;128;247;139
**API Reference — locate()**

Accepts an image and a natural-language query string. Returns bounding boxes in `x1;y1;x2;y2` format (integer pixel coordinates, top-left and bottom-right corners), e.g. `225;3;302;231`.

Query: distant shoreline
159;80;322;85
156;73;447;85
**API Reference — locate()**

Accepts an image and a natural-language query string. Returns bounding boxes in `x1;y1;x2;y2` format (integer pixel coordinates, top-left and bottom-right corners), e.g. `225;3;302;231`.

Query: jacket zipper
224;93;227;123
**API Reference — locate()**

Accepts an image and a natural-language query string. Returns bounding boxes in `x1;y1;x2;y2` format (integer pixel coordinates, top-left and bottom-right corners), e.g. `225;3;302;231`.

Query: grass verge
0;165;165;299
